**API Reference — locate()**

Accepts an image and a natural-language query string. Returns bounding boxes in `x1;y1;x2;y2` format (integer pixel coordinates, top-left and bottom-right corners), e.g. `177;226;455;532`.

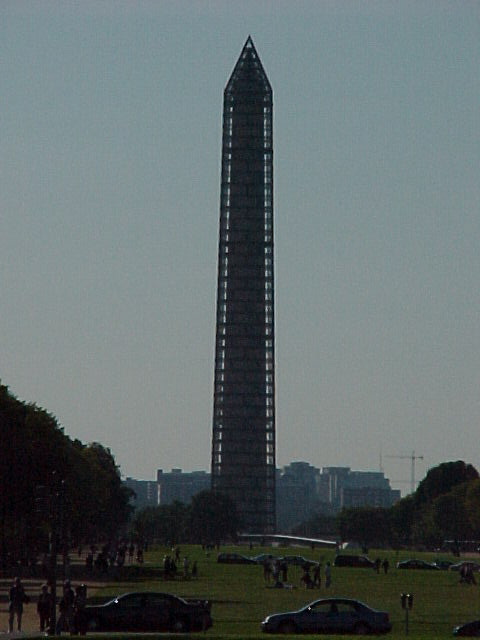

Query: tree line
130;490;239;547
295;460;480;551
0;382;133;566
4;378;476;557
131;461;480;552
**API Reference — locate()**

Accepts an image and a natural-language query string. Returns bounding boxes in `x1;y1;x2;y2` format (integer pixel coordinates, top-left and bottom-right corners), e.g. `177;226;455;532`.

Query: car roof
107;592;184;602
308;598;366;606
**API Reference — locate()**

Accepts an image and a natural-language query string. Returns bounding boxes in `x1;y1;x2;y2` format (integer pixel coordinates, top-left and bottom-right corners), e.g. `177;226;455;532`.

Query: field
2;544;480;638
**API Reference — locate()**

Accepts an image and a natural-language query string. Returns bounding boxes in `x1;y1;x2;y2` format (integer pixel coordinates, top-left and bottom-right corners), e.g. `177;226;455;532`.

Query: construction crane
384;451;424;494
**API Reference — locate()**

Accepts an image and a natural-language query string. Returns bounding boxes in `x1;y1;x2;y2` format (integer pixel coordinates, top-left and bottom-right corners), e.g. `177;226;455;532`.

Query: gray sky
2;1;479;495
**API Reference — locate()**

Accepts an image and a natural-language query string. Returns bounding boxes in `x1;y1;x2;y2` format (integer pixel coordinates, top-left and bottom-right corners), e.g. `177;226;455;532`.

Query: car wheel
278;620;297;634
171;617;189;633
354;622;371;635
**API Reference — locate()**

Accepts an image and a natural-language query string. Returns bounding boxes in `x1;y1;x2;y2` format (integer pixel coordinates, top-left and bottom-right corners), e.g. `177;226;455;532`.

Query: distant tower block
211;37;275;533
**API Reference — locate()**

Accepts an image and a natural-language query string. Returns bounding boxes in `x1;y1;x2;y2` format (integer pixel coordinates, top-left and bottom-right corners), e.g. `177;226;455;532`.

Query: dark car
432;559;454;570
85;592;212;633
250;554;277;564
453;620;480;636
396;559;439;570
217;552;257;565
261;597;392;635
282;555;318;568
333;554;375;568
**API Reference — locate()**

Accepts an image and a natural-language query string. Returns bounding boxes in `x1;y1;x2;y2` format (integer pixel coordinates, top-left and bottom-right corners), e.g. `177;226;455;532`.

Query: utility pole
385;451;424;494
49;473;65;635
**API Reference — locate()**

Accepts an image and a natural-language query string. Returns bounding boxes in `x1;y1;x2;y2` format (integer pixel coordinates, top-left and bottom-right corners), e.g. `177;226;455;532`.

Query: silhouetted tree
188;490;239;544
415;461;478;506
0;382;133;563
337;507;390;550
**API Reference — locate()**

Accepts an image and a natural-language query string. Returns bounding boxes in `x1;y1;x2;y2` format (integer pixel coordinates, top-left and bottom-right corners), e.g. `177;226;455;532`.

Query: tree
388;494;416;547
77;442;134;541
415;461;478;506
464;479;480;538
0;382;133;561
188;490;239;544
337;507;390;550
131;502;192;546
431;484;472;543
291;513;338;539
131;506;163;546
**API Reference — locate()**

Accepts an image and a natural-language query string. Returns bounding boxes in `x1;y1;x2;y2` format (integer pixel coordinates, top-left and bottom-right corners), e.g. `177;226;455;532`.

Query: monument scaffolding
211;37;276;533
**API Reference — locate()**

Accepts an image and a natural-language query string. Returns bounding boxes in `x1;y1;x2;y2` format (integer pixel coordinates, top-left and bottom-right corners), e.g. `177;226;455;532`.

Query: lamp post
49;474;65;635
400;593;414;635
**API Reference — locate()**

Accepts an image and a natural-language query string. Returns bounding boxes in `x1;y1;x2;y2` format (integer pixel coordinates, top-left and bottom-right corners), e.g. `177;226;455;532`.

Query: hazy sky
2;1;479;495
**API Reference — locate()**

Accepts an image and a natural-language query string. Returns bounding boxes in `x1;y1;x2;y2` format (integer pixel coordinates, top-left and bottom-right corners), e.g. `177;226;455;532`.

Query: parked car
85;592;212;633
217;552;257;565
396;559;439;570
261;597;392;635
453;620;480;636
432;559;454;570
250;554;277;564
333;554;375;568
282;555;318;568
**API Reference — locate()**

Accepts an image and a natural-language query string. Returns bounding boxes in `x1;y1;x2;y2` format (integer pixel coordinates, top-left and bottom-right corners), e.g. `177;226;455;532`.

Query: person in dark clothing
9;577;30;633
301;567;313;589
56;580;75;634
74;584;88;635
37;584;52;632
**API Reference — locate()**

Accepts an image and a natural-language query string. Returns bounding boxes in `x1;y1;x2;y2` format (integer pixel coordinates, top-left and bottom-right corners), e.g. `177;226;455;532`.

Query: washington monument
211;37;275;533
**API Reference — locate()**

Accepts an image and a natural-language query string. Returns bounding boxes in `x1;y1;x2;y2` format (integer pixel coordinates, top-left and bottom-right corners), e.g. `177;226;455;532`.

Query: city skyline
1;2;479;496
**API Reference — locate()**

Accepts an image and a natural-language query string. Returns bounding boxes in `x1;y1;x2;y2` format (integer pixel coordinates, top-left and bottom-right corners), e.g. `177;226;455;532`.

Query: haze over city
2;1;479;495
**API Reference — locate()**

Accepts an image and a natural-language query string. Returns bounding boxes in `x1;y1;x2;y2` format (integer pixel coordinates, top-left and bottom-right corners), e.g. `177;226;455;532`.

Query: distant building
157;469;210;505
276;462;332;531
124;477;158;510
341;485;400;509
124;462;399;527
318;467;400;511
277;464;399;530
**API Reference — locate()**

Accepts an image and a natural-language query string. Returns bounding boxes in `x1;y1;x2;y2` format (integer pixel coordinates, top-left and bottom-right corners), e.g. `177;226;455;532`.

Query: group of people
300;562;331;589
263;558;288;585
84;542;143;573
56;580;88;635
163;548;198;580
459;562;477;585
263;558;332;590
7;576;88;635
374;558;390;574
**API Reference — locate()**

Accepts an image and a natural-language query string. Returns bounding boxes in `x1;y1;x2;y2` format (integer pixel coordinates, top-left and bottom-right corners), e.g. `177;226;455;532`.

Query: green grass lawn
85;544;480;639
